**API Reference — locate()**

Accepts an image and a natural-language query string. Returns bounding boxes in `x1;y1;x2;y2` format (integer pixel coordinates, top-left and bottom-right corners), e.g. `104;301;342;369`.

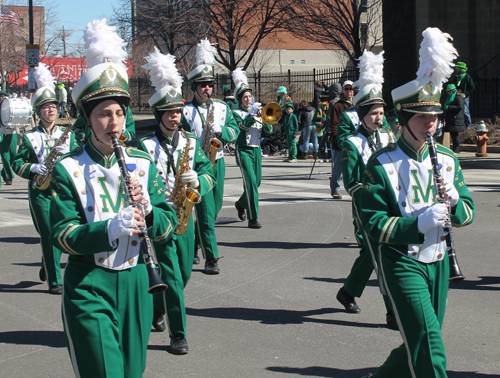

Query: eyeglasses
199;83;213;88
41;105;58;111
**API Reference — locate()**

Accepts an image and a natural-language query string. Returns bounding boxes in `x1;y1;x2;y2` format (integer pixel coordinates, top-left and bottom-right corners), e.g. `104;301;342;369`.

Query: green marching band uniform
360;28;475;378
339;50;396;325
231;68;272;228
0;91;18;187
283;103;298;162
180;39;239;269
12;64;78;293
49;19;178;377
137;47;216;354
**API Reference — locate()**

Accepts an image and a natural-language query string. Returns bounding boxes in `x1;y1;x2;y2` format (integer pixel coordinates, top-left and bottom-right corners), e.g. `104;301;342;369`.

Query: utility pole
62;25;66;57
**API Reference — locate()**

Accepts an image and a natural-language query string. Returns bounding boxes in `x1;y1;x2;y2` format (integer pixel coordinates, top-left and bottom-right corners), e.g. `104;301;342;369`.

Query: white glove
210;123;222;134
250;102;262;115
30;163;48;175
143;201;152;216
55;145;70;155
181;170;199;188
442;179;459;207
417;203;448;234
108;206;137;244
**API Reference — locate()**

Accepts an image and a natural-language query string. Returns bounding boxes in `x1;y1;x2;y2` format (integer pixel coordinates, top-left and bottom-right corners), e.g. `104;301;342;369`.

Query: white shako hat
392;27;458;123
187;39;217;89
353;50;386;120
71;18;130;118
143;47;184;121
232;67;252;101
31;63;58;115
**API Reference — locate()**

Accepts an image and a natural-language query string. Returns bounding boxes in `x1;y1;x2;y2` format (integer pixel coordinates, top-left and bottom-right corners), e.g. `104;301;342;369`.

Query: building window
19;18;24;27
290;60;295;65
301;60;306;65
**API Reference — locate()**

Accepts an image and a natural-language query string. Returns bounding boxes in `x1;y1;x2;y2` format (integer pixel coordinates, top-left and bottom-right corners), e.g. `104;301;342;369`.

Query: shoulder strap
154;128;180;176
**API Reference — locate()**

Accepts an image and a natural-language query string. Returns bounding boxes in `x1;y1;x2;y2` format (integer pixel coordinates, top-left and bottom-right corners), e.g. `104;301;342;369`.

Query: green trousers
235;145;262;221
62;255;153;378
194;158;223;260
344;201;392;312
0;133;17;184
28;185;62;287
286;134;297;160
154;218;194;339
373;249;449;378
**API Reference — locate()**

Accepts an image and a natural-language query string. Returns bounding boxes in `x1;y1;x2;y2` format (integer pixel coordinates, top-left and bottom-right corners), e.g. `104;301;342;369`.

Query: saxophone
200;96;222;169
170;132;202;235
33;108;74;190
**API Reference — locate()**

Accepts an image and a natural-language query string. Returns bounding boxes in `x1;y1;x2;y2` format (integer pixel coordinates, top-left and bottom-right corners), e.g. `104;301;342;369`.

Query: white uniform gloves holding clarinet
417;177;459;234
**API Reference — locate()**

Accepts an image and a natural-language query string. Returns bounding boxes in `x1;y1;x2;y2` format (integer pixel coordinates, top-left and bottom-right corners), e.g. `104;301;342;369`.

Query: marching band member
231;68;273;229
0;90;16;187
337;51;397;329
138;48;215;354
49;19;177;377
359;28;475;378
181;39;239;274
12;63;78;294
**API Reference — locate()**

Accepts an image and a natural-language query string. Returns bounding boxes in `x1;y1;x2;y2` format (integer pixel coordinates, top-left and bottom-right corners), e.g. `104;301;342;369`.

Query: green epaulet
184;131;198;140
138;132;156;144
436;143;456;159
371;143;397;159
65;146;84;157
24;128;36;135
125;147;153;161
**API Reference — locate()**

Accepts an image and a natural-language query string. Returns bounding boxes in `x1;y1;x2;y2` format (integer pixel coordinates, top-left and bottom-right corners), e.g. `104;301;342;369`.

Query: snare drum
0;97;33;128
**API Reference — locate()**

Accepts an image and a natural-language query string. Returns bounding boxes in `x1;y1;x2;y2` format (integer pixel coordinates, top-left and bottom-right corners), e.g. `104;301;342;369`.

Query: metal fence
129;67;358;110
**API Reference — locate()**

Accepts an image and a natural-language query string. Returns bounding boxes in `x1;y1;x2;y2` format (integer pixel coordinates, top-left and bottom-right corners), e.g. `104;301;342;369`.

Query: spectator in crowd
451;61;474;128
439;84;465;153
296;100;317;159
329;80;354;199
312;80;329;108
315;101;329;159
261;122;282;156
276;86;287;106
57;81;67;118
223;84;239;111
282;103;298;163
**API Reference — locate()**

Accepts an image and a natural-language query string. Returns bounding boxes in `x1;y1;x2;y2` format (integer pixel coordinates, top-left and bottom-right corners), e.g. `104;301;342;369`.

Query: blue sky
50;0;122;48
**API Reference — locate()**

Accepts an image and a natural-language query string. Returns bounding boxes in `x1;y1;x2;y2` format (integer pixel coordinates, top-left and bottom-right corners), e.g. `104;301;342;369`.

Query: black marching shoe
152;308;166;332
39;263;47;282
170;336;188;355
193;246;200;265
235;201;246;221
48;285;63;295
204;258;220;275
248;219;262;229
386;310;398;330
336;286;360;313
5;178;12;185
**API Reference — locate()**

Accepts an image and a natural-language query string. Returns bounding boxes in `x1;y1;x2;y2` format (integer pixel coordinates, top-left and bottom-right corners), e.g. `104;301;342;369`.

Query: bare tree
286;0;384;67
206;0;298;72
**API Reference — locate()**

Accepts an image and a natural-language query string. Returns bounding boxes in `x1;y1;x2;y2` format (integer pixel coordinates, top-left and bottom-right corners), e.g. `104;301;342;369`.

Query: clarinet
426;133;464;282
111;135;168;294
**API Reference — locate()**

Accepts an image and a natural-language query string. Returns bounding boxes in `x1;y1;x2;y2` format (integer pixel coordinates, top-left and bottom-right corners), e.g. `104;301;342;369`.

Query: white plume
195;38;217;67
232;68;248;89
34;63;55;89
143;47;183;91
417;27;458;89
83;18;128;71
357;50;384;91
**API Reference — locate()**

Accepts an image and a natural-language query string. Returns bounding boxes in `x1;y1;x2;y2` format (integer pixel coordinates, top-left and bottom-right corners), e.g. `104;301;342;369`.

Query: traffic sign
28;67;36;92
26;44;40;67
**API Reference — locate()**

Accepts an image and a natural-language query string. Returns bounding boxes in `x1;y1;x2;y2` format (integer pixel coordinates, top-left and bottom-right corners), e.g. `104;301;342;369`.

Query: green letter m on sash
411;169;436;204
98;177;126;213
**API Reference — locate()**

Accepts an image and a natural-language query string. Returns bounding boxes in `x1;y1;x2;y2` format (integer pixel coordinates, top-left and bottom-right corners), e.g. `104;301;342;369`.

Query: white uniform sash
234;109;262;147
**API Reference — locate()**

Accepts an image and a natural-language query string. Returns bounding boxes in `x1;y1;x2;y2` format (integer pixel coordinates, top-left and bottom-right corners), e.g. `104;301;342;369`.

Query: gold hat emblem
99;66;126;90
418;81;440;103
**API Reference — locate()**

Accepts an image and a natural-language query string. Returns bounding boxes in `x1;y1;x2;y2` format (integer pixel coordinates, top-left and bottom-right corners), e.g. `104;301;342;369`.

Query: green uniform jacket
50;142;177;259
360;136;474;263
12;124;78;180
137;130;216;199
233;106;273;147
73;107;136;144
180;98;239;146
283;113;298;136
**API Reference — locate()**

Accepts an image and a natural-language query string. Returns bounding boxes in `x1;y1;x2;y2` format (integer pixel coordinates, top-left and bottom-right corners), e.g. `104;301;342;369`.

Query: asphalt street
0;149;499;378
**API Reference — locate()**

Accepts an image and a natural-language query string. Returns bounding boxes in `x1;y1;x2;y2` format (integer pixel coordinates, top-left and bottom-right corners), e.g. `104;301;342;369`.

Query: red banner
12;58;133;87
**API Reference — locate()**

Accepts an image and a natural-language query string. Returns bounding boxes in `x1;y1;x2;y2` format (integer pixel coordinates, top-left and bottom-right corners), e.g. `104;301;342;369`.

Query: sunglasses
199;83;213;88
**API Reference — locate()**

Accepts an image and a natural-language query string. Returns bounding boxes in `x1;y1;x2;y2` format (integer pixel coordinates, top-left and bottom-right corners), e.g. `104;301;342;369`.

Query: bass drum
1;97;33;128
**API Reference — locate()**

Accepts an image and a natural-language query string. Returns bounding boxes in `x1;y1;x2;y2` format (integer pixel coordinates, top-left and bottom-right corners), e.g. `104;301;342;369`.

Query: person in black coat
439;84;465;153
296;100;317;158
